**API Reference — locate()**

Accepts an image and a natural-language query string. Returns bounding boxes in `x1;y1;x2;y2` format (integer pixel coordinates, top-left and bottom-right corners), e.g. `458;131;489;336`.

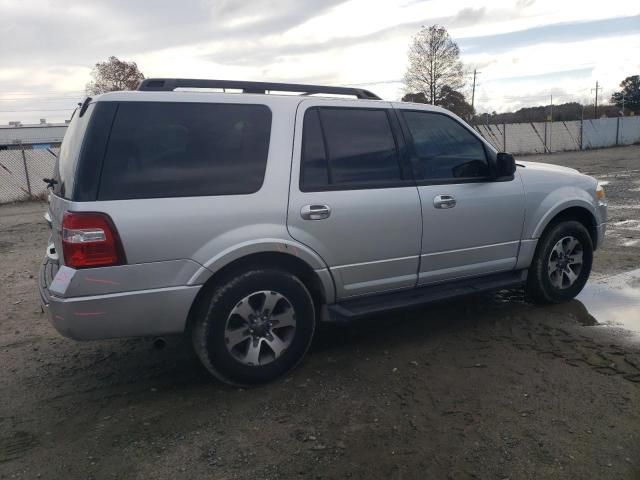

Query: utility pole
591;81;602;118
621;93;626;116
549;94;553;153
471;69;479;110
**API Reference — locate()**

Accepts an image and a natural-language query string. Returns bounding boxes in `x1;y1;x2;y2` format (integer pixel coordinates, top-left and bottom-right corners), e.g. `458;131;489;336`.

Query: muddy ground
1;145;639;480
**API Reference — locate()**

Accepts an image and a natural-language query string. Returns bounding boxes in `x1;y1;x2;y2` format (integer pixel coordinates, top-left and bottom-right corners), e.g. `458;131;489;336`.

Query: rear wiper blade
43;178;58;188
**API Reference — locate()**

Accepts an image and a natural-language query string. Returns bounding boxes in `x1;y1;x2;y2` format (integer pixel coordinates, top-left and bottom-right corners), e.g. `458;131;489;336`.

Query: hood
517;160;581;176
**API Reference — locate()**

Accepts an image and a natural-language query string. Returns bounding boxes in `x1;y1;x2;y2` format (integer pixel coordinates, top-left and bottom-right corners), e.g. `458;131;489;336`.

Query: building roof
0;122;68;146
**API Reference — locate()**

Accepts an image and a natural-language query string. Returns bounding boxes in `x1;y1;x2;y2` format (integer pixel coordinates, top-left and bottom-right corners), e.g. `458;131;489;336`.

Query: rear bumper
39;260;200;340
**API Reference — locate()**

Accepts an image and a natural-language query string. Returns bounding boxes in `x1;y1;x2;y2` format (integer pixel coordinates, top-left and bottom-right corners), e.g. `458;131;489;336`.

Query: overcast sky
1;0;639;124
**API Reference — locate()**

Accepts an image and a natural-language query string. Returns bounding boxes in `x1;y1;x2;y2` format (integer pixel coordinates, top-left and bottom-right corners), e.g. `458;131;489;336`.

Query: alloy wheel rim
547;236;584;290
224;290;296;366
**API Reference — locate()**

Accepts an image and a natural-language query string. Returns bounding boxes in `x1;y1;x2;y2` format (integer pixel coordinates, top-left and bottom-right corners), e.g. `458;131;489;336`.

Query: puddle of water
576;268;640;336
622;239;639;247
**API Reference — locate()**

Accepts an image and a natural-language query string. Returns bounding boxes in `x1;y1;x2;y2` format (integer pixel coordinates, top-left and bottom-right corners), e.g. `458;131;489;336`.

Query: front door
287;100;422;299
394;105;525;285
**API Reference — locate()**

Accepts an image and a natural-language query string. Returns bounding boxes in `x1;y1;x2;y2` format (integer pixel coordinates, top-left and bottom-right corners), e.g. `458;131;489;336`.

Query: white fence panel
582;118;618;149
620;116;640;145
474;125;503;151
549;121;581;152
475;116;639;155
504;123;546;154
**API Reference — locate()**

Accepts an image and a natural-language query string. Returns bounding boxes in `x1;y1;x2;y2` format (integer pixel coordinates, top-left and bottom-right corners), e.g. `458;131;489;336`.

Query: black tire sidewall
532;221;593;302
200;270;315;385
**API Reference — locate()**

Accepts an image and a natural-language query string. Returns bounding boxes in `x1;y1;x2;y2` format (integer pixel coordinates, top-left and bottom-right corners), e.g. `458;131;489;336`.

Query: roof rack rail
137;78;381;100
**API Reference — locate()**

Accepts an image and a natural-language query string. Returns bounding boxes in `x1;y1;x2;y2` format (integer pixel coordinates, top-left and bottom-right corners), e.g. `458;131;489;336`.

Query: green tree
86;56;145;95
440;86;474;119
401;92;428;103
403;88;474;120
611;75;640;114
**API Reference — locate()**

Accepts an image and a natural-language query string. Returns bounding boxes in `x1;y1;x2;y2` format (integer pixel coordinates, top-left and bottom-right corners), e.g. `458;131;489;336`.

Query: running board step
327;270;527;321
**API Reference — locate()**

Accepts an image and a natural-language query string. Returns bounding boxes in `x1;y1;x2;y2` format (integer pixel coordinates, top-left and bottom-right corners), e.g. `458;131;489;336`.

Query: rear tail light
62;212;125;269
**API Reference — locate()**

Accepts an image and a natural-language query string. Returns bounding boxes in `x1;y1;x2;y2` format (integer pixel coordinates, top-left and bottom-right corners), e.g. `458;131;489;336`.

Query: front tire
192;269;316;386
526;220;593;304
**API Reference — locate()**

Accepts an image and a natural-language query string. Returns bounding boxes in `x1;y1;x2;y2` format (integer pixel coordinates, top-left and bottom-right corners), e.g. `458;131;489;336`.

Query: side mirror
496;152;516;179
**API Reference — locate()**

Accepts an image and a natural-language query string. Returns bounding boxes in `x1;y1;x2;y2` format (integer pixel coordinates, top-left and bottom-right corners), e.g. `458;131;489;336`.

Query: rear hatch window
53;104;94;198
53;101;119;201
97;102;272;200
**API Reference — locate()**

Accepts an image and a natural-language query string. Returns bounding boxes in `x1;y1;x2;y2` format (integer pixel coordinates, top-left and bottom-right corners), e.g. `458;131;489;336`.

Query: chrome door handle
433;194;456;209
301;204;331;220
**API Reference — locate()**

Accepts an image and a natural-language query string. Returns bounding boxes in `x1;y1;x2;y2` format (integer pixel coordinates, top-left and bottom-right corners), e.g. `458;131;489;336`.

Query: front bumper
39;258;200;340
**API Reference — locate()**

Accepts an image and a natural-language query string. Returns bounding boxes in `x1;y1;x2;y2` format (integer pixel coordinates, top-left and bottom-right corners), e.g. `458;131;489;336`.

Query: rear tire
192;269;316;386
526;220;593;304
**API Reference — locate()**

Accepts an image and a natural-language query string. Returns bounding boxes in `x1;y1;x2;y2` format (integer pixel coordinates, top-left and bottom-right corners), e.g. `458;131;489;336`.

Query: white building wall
0;124;68;146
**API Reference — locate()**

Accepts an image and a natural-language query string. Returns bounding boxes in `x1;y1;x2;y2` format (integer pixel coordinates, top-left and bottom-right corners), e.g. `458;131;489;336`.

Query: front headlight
596;183;606;200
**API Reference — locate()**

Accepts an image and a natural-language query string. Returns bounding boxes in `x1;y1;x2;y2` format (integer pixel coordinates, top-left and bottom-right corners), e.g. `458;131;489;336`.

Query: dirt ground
1;145;639;480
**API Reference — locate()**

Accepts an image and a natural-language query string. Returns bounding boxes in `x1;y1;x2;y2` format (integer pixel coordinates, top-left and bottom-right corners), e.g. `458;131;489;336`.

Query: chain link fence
0;148;57;203
474;116;640;155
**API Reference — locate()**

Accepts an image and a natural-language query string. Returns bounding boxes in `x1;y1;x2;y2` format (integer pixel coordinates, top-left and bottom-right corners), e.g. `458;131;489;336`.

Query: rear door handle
433;194;456;209
301;204;331;220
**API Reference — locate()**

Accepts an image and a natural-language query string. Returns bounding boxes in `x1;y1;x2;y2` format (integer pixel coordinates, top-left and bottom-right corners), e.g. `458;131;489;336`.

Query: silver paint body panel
286;98;423;299
40;92;606;340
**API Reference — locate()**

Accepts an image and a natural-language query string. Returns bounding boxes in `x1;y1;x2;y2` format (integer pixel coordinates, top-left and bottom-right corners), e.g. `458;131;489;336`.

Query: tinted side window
300;107;402;190
301;108;329;190
98;102;271;200
402;111;489;181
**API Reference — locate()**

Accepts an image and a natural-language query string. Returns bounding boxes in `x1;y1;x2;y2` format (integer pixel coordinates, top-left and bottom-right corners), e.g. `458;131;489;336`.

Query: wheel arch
534;204;598;249
185;250;335;334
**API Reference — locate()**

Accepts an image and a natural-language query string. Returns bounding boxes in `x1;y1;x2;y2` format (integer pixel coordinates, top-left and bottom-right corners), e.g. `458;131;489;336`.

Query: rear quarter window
97;102;272;200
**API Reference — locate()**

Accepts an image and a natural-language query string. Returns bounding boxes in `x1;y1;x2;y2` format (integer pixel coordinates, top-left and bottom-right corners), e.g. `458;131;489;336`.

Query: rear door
287;100;422;299
394;106;525;285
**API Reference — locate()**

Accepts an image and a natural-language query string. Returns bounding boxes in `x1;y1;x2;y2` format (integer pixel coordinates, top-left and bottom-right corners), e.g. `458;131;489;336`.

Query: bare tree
403;25;465;105
86;56;145;95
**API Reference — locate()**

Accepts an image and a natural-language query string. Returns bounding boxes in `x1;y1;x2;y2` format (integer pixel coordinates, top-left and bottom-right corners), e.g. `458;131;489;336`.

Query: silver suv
39;78;607;385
